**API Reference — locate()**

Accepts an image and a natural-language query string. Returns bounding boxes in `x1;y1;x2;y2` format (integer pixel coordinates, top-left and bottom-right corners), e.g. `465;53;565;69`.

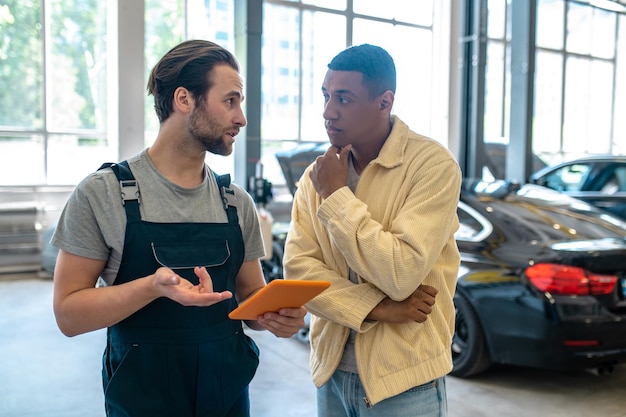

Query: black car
275;145;626;377
453;179;626;377
529;155;626;220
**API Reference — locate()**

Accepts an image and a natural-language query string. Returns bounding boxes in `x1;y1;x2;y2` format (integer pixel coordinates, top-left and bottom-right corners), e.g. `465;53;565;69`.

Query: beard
187;103;233;156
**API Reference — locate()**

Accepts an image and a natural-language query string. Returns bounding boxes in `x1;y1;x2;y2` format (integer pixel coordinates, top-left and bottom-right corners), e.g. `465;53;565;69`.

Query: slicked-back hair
327;44;396;99
147;39;240;123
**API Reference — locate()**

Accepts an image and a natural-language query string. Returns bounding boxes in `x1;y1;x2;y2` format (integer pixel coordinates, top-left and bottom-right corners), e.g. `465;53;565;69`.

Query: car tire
260;240;284;283
293;312;311;344
450;293;492;378
295;325;310;344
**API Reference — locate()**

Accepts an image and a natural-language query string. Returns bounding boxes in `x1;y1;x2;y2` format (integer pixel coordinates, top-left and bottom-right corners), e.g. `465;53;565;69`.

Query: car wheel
293;312;311;344
260;240;284;283
450;293;491;378
295;325;310;344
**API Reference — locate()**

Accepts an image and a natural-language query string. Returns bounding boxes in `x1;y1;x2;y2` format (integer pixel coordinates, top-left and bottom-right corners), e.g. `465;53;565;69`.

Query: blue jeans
317;370;447;417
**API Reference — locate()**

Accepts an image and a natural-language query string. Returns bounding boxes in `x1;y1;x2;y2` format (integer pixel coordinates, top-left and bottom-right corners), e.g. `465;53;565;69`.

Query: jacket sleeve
283;170;387;332
318;158;461;301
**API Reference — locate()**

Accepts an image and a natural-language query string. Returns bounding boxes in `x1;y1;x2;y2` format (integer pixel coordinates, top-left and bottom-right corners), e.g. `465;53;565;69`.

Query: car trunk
548;238;626;313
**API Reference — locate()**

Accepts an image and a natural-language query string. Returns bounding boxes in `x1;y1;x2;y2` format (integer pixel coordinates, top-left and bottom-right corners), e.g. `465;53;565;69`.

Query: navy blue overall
101;161;259;417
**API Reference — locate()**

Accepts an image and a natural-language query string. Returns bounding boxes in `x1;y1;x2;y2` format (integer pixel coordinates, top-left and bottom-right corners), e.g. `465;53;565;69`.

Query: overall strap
213;172;239;225
99;161;141;222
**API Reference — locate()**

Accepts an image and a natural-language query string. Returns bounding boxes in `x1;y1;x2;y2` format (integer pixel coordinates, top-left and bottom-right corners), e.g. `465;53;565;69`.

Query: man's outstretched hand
153;266;233;306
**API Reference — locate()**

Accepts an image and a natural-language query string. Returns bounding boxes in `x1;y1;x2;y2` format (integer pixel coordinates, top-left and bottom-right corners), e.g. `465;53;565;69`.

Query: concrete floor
1;274;626;417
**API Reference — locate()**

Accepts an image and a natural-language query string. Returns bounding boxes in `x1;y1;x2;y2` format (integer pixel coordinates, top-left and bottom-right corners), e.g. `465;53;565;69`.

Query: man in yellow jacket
283;44;461;416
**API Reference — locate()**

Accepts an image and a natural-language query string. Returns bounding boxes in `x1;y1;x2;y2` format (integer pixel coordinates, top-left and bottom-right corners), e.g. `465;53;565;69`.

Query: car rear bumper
487;313;626;370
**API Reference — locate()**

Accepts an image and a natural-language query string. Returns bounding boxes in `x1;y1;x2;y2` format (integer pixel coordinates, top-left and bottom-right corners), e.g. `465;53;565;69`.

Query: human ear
173;87;193;114
379;90;394;110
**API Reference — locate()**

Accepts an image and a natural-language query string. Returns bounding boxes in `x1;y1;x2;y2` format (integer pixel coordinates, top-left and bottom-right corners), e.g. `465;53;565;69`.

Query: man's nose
323;101;338;120
235;107;247;127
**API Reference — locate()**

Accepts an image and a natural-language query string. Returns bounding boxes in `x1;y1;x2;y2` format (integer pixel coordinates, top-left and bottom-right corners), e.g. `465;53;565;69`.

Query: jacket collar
372;115;408;169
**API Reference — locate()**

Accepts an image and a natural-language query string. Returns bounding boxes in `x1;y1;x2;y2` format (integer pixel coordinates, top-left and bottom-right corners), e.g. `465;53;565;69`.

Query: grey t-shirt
51;149;265;286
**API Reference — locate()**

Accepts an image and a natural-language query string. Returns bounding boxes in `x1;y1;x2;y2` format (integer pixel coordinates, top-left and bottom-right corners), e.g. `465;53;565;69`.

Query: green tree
144;0;184;136
0;0;42;128
0;0;106;131
48;0;106;130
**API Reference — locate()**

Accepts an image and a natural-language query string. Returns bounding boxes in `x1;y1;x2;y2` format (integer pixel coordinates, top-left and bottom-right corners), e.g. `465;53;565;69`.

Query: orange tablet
228;279;330;320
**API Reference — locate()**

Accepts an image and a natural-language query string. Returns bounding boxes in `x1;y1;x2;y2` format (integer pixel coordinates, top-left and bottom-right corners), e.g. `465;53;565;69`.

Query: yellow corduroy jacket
283;116;462;406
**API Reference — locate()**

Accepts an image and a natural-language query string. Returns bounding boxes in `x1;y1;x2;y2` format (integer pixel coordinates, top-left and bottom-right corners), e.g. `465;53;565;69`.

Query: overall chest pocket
151;240;230;270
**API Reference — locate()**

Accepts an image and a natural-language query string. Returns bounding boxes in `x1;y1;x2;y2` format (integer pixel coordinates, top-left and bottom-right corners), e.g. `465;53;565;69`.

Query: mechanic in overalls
51;40;306;417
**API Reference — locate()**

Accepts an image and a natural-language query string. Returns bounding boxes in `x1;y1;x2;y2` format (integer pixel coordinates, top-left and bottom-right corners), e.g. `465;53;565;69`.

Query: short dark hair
147;40;240;123
327;44;396;98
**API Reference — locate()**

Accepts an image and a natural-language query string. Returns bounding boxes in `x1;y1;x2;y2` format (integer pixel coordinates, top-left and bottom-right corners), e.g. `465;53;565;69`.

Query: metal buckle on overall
220;186;235;210
120;180;140;205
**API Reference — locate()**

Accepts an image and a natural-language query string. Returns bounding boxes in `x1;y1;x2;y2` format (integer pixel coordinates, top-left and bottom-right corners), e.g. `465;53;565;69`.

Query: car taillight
525;263;617;296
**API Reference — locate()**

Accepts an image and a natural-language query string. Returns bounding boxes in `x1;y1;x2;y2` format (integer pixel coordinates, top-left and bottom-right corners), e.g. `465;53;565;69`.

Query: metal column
457;0;488;179
234;0;263;187
507;0;537;182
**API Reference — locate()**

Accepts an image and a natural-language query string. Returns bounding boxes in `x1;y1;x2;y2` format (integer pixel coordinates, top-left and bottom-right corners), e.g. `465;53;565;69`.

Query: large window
0;0;109;185
260;0;446;190
484;0;626;169
144;0;236;175
1;0;446;189
0;0;236;186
